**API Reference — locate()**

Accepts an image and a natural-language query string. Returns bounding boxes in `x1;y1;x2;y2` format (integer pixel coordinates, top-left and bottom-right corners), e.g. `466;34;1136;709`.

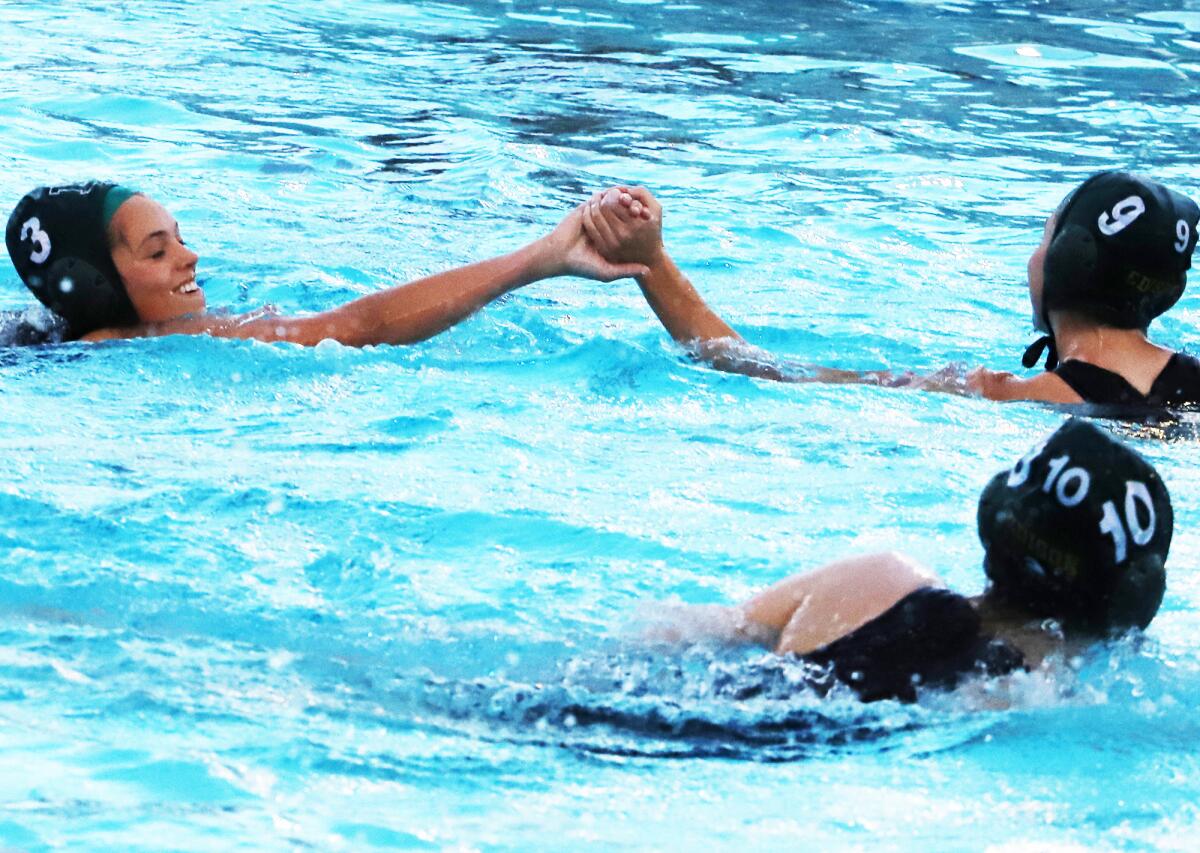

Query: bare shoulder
78;327;129;342
770;552;946;656
740;551;945;656
223;309;347;345
75;307;338;345
968;366;1083;403
155;309;298;341
817;551;944;594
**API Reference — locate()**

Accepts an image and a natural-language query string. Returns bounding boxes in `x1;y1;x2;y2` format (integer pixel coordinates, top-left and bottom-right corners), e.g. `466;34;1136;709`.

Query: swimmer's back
804;587;1025;702
1055;351;1200;407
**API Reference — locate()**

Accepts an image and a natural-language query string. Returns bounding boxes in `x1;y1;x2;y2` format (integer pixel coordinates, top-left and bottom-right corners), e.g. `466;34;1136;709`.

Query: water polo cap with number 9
1023;171;1200;370
977;419;1171;633
5;182;140;337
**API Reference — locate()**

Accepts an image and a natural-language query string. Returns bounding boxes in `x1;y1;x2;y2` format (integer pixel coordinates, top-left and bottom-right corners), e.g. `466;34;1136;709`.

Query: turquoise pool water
3;0;1200;848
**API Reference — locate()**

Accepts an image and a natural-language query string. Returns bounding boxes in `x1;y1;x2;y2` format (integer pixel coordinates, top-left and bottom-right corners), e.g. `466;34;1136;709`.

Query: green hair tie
101;185;139;229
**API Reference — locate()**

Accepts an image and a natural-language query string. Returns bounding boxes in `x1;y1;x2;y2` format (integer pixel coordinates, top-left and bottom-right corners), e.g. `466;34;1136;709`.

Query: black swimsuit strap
1053;359;1145;406
1147;353;1200;407
1054;353;1200;407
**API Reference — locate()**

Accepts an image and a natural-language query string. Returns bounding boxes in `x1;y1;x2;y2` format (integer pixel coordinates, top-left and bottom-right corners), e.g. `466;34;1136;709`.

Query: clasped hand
540;186;664;282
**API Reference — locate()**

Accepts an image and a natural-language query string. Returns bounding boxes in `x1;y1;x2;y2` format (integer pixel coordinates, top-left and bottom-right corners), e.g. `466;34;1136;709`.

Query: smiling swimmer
4;182;650;346
645;419;1171;703
581;175;1200;407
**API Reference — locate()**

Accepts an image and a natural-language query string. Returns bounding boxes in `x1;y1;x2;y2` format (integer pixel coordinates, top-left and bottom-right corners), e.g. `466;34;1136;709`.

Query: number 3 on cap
1097;196;1145;237
20;217;51;265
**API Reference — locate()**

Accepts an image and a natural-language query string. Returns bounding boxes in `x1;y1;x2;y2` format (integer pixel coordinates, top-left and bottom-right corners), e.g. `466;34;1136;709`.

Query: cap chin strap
1022;334;1059;371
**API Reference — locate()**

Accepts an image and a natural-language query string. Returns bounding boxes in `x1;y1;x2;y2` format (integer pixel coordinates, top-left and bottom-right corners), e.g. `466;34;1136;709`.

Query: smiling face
1027;212;1056;331
108;194;203;323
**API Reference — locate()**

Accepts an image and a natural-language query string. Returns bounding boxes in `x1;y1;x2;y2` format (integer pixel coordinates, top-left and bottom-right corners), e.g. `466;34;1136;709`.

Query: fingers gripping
585;195;621;250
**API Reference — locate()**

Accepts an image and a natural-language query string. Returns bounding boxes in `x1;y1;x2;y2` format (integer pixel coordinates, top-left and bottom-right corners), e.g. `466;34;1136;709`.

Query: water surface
2;0;1200;848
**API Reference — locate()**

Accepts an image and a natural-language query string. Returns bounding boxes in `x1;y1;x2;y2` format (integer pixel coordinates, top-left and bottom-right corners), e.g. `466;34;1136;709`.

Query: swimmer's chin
159;308;208;324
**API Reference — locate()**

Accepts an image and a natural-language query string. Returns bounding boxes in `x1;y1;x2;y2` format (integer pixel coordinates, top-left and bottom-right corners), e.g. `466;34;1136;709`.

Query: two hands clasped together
17;174;1195;408
7;179;1185;703
565;185;983;396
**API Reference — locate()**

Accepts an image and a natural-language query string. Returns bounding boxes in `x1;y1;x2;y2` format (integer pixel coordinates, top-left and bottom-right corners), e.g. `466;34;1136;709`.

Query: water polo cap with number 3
5;182;139;337
1023;171;1200;370
977;419;1171;633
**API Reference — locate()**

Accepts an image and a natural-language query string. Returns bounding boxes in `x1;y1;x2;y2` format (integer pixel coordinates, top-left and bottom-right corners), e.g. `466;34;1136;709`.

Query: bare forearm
635;251;795;380
593;187;936;390
321;242;549;346
636;254;954;389
637;252;874;383
636;250;741;345
229;241;553;347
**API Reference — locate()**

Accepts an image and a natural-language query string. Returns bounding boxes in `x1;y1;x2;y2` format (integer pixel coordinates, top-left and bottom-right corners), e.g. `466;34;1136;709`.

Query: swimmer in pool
644;418;1172;702
582;175;1200;407
3;182;652;346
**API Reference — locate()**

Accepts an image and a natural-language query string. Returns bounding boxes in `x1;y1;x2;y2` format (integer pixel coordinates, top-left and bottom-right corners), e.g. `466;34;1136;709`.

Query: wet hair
977;419;1171;633
5;182;140;340
1023;171;1200;370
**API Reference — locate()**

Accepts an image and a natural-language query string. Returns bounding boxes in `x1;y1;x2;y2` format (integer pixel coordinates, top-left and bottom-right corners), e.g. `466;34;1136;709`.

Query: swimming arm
580;188;784;378
582;188;936;387
83;201;649;346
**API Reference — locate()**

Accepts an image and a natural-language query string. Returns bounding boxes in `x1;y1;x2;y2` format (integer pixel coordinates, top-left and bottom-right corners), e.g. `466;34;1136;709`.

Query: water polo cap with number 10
977;419;1171;634
1023;171;1200;370
5;182;140;337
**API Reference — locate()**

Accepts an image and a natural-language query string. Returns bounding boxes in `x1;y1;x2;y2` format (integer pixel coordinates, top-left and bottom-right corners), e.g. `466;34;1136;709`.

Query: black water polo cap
5;182;140;337
1024;172;1200;370
977;419;1171;634
1045;172;1197;328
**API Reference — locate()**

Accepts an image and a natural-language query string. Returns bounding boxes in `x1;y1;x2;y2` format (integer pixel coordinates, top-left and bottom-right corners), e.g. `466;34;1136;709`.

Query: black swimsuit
803;587;1025;703
1053;352;1200;408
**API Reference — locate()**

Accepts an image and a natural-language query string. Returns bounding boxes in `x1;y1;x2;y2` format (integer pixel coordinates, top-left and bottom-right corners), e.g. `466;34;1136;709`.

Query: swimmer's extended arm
584;188;926;387
581;188;783;378
83;203;649;347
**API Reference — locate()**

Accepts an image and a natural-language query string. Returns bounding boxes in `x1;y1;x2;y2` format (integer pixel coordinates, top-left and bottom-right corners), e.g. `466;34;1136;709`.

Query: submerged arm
584;188;939;387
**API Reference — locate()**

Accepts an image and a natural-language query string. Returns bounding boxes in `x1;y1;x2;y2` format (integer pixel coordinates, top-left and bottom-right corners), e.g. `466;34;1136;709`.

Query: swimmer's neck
1047;311;1172;369
971;593;1067;669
